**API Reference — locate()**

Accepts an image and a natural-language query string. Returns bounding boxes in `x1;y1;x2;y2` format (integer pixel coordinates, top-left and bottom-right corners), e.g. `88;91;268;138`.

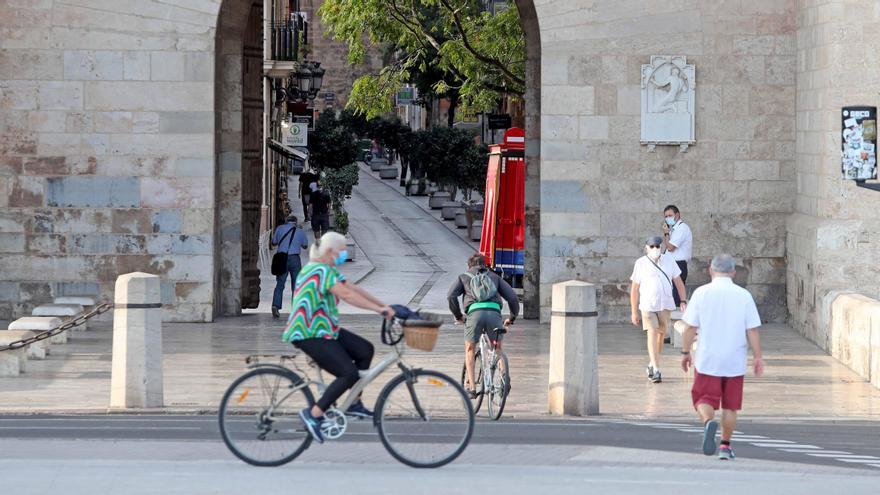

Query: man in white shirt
680;254;764;461
630;236;688;383
662;204;693;307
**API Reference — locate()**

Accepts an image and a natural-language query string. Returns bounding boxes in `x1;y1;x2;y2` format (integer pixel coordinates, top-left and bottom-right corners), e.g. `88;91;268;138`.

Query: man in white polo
630;236;688;384
680;254;764;461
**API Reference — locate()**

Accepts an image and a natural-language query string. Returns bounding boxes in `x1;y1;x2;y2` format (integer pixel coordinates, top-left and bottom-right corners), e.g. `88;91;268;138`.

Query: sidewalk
2;315;878;420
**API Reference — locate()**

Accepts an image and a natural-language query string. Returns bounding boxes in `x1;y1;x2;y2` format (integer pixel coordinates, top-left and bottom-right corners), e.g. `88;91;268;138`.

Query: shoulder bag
271;227;295;276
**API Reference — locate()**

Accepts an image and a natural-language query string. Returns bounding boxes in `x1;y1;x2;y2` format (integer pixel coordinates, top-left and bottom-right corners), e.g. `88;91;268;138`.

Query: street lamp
286;61;324;103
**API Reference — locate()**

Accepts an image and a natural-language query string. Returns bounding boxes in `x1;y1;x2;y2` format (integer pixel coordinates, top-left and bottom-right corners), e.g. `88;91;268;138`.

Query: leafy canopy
319;0;525;119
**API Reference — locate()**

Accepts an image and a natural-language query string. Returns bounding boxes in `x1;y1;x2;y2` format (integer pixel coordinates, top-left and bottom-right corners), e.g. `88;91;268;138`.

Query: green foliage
322;163;360;236
309;111;358;172
319;0;525;118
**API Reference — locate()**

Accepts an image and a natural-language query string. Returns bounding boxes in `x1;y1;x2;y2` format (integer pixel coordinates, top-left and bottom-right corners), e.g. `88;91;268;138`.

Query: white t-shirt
682;277;761;377
668;221;693;262
630;254;681;312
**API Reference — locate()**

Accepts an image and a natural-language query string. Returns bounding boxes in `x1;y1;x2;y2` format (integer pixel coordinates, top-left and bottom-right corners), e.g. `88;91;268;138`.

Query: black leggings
293;329;374;411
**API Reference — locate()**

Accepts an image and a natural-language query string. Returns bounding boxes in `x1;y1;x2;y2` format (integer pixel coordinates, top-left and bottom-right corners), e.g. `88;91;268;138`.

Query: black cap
645;236;663;246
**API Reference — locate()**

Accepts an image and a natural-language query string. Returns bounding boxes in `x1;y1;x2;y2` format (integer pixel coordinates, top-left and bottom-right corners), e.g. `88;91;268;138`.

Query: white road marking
780;449;851;454
752;443;819;449
806;454;879;459
836;458;880;464
745;439;796;444
0;426;200;430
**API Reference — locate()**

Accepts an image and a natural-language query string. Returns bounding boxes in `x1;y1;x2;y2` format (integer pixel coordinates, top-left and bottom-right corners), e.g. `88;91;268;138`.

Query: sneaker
345;400;373;419
702;419;719;455
298;408;325;444
651;369;662;383
663;335;671;344
718;445;735;460
271;306;280;319
646;365;655;378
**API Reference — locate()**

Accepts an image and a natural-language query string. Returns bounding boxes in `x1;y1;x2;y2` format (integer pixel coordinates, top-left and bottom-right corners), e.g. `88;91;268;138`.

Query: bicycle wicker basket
401;313;443;352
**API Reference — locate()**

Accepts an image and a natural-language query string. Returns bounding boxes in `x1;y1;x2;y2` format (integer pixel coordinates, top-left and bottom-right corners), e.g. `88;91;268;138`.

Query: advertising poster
841;106;877;180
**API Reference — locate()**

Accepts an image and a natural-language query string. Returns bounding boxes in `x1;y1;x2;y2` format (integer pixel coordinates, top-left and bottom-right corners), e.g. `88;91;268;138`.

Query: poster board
841;106;877;181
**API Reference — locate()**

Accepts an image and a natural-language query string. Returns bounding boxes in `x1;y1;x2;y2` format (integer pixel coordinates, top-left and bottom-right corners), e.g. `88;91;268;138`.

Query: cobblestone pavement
1;314;878;419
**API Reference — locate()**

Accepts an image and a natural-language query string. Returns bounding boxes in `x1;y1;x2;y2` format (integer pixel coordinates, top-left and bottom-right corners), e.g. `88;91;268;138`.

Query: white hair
710;254;736;274
309;231;346;260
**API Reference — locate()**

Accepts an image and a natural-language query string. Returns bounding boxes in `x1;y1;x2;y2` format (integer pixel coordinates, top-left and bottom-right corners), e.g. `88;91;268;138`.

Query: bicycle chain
0;302;114;352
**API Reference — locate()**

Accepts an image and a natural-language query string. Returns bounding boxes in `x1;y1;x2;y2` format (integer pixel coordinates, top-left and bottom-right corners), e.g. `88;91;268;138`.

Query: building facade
1;0;878;356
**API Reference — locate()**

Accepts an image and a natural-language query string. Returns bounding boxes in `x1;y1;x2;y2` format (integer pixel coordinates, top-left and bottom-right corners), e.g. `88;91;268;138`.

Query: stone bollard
548;280;599;416
110;272;164;408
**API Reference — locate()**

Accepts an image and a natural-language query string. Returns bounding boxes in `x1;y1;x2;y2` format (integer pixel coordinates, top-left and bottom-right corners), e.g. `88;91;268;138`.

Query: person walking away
284;232;396;444
680;254;764;460
448;254;520;398
310;182;331;239
630;236;687;383
299;166;318;222
662;204;693;307
270;214;309;318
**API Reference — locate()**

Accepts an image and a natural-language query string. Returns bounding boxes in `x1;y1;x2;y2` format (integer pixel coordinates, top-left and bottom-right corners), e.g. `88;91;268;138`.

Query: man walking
630;236;687;383
680;254;764;460
310;182;331;239
270;214;310;318
299;166;318;222
662;204;693;307
448;254;519;398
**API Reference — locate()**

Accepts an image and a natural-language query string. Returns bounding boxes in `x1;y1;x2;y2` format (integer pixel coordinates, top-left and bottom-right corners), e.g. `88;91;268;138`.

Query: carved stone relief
640;55;696;152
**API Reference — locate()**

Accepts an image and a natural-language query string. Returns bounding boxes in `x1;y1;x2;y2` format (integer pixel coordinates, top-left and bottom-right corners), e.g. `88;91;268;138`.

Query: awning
268;139;308;160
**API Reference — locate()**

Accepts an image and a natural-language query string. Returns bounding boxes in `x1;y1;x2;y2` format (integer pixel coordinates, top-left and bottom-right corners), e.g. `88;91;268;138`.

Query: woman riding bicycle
282;231;395;444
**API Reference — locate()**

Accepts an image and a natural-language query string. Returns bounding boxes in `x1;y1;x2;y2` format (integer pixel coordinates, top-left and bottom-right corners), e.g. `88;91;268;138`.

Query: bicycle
460;326;510;420
218;313;474;468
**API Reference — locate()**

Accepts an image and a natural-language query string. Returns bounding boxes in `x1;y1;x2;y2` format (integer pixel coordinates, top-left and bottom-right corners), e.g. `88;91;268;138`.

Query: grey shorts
464;310;504;343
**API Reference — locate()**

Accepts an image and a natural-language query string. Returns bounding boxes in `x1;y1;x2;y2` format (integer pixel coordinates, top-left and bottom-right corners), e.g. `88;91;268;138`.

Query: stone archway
515;0;542;319
215;0;264;316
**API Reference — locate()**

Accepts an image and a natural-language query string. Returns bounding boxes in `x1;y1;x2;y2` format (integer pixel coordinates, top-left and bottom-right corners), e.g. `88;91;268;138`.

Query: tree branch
437;0;526;87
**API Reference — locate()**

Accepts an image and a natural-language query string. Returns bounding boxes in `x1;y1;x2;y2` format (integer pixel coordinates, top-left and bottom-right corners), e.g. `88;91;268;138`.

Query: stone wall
534;0;797;322
0;0;221;321
299;0;385;113
787;0;880;348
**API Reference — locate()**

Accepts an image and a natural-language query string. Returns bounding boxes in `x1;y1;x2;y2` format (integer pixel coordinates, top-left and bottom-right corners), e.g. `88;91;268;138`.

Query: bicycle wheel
375;369;474;468
487;351;510;421
219;367;314;466
459;350;484;414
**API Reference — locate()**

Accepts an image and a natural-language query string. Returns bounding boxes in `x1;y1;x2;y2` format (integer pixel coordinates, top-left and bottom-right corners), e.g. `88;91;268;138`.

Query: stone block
184;51;213;82
0;233;25;253
47;176;140;208
542;212;601;237
85;82;212;111
111;272;163;408
828;293;880;388
95;112;134;132
543;85;595;115
542;115;578;140
578;116;609;140
541;160;601;182
123;51;151;80
9;316;67;344
63;50;124;80
140;177;212;208
181;209;212;235
9;176;44;207
549;280;598;416
174;157;212;177
36;81;84;110
151;51;185;81
0;49;63;79
0;345;26;376
158;111;212;133
541;236;607;258
33;303;83;317
541;180;590;213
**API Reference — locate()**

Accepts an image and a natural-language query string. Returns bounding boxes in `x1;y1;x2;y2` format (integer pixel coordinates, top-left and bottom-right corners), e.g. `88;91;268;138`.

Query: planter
441;201;464;220
379;167;398;180
428;191;452;209
469;221;483;241
370;159;387;172
427;184;440;194
454;210;468;228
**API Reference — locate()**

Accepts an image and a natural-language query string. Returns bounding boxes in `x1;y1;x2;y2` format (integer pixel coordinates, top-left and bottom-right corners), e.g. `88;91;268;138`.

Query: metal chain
0;302;114;352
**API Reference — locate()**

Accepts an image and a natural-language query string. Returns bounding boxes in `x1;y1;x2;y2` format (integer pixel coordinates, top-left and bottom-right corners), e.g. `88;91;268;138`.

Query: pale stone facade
0;0;877;357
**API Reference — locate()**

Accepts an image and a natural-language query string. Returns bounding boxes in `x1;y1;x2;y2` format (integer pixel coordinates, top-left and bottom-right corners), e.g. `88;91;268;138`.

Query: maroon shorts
691;370;744;411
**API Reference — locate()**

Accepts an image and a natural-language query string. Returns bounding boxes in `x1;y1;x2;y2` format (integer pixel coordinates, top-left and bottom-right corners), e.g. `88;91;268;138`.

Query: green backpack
462;269;498;302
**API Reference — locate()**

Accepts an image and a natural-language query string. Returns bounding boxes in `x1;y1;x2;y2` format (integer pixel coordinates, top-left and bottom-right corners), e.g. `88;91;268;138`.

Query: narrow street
341;168;477;313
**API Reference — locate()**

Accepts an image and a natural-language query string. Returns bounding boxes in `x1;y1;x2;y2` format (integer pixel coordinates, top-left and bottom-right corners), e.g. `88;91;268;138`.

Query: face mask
647;248;661;260
334;250;348;265
665;217;676;227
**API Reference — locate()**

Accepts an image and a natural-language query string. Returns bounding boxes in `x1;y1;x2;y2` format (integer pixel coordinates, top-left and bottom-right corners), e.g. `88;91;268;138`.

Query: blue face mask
334;250;348;265
665;217;676;227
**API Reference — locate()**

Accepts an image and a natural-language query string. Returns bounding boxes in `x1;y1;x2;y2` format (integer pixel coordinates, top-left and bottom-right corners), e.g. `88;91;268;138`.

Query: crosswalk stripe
836;458;880;464
806;453;876;458
752;443;818;448
780;449;851;454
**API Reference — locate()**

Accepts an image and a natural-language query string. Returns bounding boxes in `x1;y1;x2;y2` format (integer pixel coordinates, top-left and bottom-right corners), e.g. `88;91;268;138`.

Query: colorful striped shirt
282;262;346;342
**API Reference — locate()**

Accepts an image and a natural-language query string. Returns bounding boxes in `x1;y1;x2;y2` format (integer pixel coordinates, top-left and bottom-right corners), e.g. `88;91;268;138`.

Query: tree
308;110;360;236
319;0;525;120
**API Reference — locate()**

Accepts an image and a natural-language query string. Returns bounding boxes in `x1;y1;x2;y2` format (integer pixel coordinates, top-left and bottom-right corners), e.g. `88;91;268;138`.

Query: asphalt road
1;415;879;481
